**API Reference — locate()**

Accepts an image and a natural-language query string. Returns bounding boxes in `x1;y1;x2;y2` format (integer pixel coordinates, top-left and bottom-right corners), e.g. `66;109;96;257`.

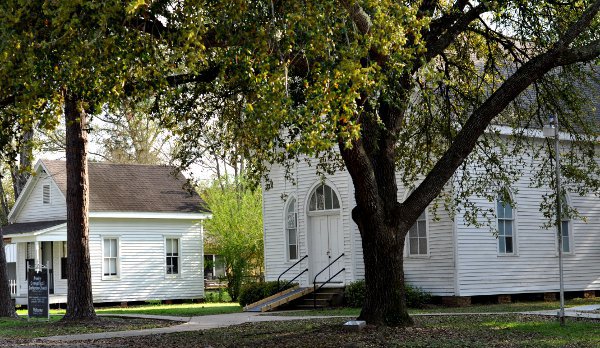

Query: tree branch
401;0;600;227
340;0;372;35
165;67;220;87
423;3;488;64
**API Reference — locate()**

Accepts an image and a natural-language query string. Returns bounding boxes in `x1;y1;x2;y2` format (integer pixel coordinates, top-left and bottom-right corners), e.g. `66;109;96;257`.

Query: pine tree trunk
0;176;9;224
0;228;17;318
10;129;33;199
63;95;96;320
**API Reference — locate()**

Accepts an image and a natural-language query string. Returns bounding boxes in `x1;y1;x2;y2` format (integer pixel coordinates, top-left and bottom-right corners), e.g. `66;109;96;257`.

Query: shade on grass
15;302;241;318
97;302;242;317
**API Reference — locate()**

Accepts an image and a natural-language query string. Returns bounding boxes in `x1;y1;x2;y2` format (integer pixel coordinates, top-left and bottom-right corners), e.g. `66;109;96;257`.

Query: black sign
27;268;49;319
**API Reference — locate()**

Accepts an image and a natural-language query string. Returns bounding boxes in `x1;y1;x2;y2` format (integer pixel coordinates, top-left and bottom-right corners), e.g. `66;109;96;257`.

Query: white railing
9;279;17;296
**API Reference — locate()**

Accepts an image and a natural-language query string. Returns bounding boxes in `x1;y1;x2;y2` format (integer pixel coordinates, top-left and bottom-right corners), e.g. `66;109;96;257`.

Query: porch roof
1;220;67;236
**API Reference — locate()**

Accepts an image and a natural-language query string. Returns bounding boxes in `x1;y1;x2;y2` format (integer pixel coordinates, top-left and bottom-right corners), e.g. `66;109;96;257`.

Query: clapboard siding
263;159;353;286
14;219;204;302
263;158;456;295
264;139;598;297
11;175;66;223
89;218;204;302
455;142;600;296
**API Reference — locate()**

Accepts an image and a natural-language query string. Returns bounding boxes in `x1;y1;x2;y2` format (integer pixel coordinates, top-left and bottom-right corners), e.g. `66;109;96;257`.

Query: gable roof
40;160;208;214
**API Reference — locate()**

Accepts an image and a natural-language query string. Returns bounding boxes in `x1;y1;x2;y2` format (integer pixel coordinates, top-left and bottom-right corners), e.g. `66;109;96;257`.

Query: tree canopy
201;177;264;301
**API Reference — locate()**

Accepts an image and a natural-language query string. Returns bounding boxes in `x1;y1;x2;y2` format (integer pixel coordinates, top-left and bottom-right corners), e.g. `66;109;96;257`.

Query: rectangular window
103;238;119;277
497;199;515;254
166;238;179;275
561;220;570;253
42;184;51;204
408;211;428;256
287;212;298;260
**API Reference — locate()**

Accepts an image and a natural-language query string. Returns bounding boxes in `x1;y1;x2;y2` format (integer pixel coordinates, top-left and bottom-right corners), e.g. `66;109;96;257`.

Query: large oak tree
161;0;600;326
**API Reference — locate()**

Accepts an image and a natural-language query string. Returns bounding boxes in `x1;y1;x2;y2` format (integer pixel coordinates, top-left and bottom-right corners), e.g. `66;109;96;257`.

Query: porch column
34;241;41;267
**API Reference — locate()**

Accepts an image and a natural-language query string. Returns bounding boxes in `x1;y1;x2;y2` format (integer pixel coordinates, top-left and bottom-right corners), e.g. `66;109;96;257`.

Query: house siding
88;218;204;302
263;160;353;287
13;219;204;302
262;159;456;296
11;174;67;223
454;144;600;296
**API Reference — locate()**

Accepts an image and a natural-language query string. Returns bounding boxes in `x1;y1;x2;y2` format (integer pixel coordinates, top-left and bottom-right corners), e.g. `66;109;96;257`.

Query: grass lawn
3;303;240;340
15;302;242;318
80;314;600;347
0;315;175;340
271;297;600;317
97;302;242;317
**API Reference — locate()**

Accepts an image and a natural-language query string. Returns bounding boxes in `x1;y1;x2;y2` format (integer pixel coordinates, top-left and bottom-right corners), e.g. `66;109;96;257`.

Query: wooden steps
290;287;345;309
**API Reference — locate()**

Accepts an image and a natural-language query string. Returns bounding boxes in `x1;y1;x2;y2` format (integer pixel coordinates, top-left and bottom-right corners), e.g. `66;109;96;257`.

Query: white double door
309;213;344;284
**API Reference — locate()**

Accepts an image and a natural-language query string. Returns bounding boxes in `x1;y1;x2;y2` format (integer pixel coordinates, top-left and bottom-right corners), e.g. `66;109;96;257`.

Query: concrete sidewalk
40;304;600;342
41;312;345;342
522;303;600;319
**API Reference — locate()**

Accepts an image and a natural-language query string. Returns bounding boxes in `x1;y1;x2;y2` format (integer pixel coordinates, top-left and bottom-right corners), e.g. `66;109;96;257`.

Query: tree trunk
10;129;33;199
0;228;17;318
0;174;9;224
63;95;96;320
340;122;414;326
354;208;412;326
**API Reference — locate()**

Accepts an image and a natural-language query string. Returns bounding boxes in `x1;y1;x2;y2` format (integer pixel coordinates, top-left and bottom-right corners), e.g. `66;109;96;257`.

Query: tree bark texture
10;129;33;199
339;107;414;326
0;176;9;224
63;95;96;320
0;228;17;318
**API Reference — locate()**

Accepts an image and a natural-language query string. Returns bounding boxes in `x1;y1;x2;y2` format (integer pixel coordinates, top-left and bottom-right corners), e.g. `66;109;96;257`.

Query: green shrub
345;280;366;308
205;289;232;303
405;284;432;309
343;280;432;309
238;281;296;307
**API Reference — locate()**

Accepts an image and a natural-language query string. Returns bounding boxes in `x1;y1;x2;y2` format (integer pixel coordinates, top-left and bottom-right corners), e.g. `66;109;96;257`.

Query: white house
262;136;600;302
2;159;210;305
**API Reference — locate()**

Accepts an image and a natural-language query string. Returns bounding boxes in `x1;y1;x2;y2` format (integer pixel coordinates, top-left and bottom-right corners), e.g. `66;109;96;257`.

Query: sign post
27;265;49;321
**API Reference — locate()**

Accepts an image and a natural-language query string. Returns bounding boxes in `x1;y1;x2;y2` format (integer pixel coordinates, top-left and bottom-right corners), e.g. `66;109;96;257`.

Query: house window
561;219;570;253
42;184;51;204
61;241;68;280
165;238;180;275
309;184;340;211
408;211;428;255
286;198;298;260
103;238;119;277
560;196;572;253
497;195;515;254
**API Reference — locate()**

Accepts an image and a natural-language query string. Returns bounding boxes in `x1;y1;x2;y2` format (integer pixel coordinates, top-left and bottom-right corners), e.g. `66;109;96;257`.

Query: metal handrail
312;253;345;308
277;255;308;290
314;268;345;308
312;253;344;285
279;268;309;292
